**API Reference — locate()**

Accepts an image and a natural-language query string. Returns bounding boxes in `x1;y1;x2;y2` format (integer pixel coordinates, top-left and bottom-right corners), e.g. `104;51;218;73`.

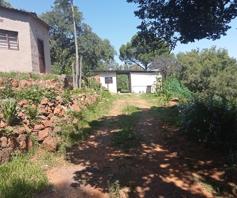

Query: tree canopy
128;0;237;47
119;33;170;70
177;47;237;103
41;0;115;74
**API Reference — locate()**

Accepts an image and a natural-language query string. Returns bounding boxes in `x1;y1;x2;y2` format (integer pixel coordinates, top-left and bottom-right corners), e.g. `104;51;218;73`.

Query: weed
0;82;15;99
108;180;121;198
112;128;139;150
0;99;18;126
0;154;48;198
25;105;38;121
122;105;139;115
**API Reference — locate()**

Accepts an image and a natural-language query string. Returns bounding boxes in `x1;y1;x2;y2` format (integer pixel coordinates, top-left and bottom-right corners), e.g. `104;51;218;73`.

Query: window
105;77;113;84
0;29;19;50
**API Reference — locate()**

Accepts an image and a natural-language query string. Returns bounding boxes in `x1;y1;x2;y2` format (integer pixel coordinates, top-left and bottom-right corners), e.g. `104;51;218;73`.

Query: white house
95;70;162;94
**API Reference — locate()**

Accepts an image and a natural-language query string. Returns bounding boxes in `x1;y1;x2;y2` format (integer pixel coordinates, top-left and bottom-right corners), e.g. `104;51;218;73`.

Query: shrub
117;74;129;93
181;98;237;152
1;99;18;126
16;86;57;104
25;105;38;121
85;77;101;90
159;77;192;102
16;86;43;103
0;83;15;99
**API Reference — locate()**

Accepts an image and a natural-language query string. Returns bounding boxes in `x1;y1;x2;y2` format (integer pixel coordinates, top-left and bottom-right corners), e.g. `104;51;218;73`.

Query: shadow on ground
63;106;236;198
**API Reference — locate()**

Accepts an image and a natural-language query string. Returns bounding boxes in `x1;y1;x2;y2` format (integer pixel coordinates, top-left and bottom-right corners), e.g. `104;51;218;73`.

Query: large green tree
128;0;237;47
177;47;237;103
41;0;115;74
119;33;170;70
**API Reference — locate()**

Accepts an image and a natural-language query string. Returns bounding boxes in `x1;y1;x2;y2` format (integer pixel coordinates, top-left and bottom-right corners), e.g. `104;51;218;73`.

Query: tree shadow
65;106;237;198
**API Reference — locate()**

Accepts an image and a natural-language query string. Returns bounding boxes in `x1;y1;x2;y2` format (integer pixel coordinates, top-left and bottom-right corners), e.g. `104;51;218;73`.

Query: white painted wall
99;72;117;93
130;72;161;93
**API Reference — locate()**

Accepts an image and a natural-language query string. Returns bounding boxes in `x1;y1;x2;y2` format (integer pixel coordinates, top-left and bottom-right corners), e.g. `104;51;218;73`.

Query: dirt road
37;95;227;198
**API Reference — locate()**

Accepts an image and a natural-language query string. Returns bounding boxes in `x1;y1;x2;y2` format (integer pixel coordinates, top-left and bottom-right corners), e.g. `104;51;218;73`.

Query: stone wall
0;76;99;164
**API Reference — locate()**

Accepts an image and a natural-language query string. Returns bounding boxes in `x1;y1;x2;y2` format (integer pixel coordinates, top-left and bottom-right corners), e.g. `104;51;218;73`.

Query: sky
9;0;237;62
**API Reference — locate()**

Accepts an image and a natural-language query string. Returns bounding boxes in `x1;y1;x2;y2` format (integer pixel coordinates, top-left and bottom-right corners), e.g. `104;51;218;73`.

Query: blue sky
9;0;237;62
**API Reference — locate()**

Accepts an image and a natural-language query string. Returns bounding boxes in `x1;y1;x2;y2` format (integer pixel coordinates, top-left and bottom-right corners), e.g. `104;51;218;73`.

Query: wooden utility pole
70;0;80;88
79;55;83;88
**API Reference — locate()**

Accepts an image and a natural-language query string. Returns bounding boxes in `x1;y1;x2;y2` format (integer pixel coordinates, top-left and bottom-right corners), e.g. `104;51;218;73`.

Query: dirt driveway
37;95;231;198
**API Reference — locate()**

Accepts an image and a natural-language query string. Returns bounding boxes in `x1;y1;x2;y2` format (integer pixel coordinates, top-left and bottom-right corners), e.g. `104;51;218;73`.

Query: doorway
37;39;46;73
117;74;131;93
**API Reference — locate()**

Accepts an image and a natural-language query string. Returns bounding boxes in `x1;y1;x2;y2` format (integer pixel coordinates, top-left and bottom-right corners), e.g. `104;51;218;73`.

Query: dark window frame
105;76;113;84
0;29;19;50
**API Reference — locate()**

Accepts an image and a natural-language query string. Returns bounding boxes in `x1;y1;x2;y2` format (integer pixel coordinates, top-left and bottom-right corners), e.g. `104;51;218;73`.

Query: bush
181;99;237;152
117;74;129;93
25;105;38;121
1;99;18;126
159;77;192;102
16;86;57;104
0;83;15;99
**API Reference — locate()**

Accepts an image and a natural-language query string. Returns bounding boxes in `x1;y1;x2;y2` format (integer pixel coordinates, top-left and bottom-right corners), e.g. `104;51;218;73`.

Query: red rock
42;136;57;152
42;119;54;128
0;137;8;148
40;98;49;105
7;138;17;149
0;120;7;128
11;79;19;88
33;124;45;131
18;99;29;107
17;127;26;134
71;102;81;112
27;138;33;150
18;111;25;118
56;96;63;103
38;128;51;141
17;134;27;150
53;105;64;116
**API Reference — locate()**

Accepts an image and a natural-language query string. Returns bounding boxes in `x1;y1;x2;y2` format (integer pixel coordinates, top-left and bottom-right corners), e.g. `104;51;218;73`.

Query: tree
177;47;237;103
78;26;116;74
41;0;115;75
128;0;237;47
150;55;181;80
119;33;170;70
41;0;80;74
0;0;11;7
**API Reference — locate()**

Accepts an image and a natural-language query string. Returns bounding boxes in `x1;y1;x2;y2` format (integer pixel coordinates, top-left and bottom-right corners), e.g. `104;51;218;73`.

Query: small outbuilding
95;70;162;94
0;6;51;73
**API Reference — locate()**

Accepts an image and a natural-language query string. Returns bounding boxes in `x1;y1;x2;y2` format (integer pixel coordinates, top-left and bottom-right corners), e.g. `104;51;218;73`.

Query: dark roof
0;5;49;29
94;70;158;74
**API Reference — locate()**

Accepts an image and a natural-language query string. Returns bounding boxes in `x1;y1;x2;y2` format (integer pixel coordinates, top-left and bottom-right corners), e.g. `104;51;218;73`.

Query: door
37;39;46;73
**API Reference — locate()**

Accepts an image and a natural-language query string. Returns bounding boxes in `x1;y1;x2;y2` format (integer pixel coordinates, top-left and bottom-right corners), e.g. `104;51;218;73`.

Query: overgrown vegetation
153;48;237;159
0;99;18;126
117;74;129;93
0;154;48;198
112;105;140;150
158;77;192;102
57;90;114;152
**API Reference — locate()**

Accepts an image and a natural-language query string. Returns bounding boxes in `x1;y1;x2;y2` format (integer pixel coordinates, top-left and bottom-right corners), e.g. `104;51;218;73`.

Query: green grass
0;154;48;198
0;72;58;80
58;90;115;151
112;105;141;150
122;105;140;115
150;106;180;126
